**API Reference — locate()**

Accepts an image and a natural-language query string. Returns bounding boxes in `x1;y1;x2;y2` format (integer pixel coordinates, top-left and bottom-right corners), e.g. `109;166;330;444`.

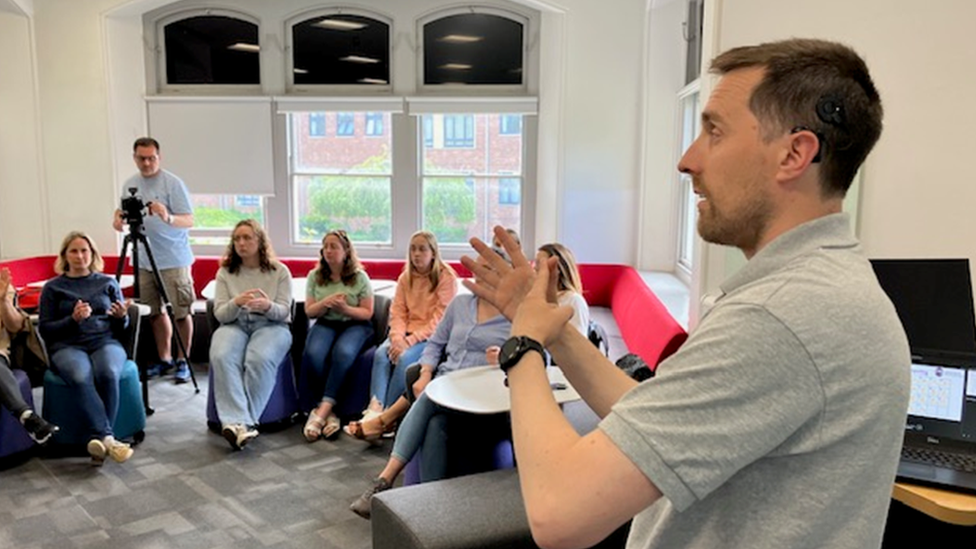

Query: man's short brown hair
711;38;883;197
133;137;160;152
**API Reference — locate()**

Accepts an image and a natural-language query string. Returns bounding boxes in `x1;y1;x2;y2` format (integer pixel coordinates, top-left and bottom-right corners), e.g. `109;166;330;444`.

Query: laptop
870;259;976;492
897;354;976;493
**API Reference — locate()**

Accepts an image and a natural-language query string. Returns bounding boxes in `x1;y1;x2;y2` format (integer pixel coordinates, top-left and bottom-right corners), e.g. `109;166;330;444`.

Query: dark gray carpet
0;365;390;549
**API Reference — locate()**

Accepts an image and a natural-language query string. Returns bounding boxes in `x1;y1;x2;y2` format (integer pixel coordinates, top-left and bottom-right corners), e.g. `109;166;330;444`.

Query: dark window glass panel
424;13;523;85
309;113;326;136
292;15;390;85
337;113;355;136
164;16;260;85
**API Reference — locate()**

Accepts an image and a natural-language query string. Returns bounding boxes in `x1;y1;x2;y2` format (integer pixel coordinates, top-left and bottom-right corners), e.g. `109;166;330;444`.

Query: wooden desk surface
892;482;976;526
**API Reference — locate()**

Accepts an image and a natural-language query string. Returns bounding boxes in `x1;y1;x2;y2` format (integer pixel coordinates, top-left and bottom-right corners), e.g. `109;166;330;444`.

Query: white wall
31;0;122;255
694;0;976;297
554;0;646;264
0;10;47;258
638;0;685;271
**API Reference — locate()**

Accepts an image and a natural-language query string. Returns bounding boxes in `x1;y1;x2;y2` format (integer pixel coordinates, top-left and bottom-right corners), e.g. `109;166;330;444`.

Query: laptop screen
907;359;976;442
870;259;976;357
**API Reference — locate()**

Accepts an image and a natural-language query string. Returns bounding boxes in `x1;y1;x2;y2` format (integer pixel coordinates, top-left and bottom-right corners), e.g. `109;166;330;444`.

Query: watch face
500;336;524;366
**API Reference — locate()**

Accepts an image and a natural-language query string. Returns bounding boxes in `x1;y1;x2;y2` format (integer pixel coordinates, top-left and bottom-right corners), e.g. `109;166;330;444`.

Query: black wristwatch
499;336;545;373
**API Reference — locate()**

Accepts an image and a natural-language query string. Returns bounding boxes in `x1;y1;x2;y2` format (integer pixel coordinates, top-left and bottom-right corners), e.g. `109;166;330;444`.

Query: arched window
289;12;391;87
162;14;260;85
422;11;524;87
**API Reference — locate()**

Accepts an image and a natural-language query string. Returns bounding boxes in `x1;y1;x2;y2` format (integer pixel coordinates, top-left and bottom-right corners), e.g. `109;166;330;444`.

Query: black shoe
22;412;58;445
173;360;191;384
350;477;392;519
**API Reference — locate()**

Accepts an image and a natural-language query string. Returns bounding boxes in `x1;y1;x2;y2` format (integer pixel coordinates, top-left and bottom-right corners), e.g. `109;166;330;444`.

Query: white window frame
285;110;393;246
143;2;539;260
408;103;537;255
675;80;701;280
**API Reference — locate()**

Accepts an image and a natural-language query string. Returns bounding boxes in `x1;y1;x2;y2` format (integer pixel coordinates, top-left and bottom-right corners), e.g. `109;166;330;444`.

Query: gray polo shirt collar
717;213;858;299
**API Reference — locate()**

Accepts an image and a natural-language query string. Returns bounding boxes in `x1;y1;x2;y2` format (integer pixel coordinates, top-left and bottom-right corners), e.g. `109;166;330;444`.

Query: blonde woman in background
346;231;457;442
538;243;590;335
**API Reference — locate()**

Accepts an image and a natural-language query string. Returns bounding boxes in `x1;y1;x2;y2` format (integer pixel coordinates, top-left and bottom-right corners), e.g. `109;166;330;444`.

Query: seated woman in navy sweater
39;231;132;465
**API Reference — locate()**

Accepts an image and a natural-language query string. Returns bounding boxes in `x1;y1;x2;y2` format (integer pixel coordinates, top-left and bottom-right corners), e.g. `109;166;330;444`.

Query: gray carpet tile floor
0;364;391;549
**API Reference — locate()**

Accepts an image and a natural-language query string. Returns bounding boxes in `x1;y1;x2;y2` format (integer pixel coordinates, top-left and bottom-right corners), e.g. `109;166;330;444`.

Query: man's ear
778;129;820;182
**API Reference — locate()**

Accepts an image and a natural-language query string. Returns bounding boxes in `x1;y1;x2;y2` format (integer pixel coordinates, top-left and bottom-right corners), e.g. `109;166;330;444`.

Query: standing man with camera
113;137;195;384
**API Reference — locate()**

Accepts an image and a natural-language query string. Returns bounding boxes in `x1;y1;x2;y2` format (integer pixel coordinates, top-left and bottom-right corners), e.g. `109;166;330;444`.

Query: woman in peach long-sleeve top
345;231;456;441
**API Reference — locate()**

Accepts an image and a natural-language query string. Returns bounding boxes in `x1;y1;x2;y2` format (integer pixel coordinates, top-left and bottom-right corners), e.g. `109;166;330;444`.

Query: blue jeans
299;319;373;411
391;393;448;480
50;342;127;439
210;315;292;426
370;339;426;408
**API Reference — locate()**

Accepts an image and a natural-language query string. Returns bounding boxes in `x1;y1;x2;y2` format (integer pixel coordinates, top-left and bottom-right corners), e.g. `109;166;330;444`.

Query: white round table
425;365;581;414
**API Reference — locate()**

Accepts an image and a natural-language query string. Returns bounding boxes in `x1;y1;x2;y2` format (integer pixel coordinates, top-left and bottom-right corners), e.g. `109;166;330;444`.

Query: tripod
115;219;200;416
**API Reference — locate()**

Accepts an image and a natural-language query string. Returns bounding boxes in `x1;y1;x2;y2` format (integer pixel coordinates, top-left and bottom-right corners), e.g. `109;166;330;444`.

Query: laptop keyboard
902;446;976;473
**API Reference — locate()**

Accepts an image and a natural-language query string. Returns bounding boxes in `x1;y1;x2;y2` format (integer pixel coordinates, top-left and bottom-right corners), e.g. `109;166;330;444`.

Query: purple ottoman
0;369;35;460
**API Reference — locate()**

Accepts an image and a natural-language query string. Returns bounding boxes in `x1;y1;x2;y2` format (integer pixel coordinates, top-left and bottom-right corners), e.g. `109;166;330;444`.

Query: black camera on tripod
120;187;150;226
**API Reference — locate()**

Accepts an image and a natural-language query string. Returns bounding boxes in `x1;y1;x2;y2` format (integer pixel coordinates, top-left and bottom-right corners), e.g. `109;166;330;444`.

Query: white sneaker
222;424;258;450
104;437;133;463
87;439;107;466
237;426;259;449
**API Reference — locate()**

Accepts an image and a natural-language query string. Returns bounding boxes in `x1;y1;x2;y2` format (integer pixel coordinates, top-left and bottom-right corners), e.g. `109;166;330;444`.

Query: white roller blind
405;96;538;115
146;96;274;195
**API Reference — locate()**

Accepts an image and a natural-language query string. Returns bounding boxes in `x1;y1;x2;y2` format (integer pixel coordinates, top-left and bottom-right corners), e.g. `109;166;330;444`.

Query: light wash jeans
370;339;427;408
299;319;373;411
50;342;127;438
391;393;449;481
210;314;292;427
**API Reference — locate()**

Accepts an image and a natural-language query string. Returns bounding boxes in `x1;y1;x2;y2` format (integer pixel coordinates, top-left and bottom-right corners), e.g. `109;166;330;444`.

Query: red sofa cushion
610;268;686;369
578;264;687;370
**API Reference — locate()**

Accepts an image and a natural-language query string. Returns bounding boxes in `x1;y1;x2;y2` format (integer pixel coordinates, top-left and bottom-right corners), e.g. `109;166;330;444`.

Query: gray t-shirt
601;214;911;549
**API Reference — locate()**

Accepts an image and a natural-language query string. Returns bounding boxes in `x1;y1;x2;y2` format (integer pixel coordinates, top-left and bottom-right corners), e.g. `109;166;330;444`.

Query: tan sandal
345;410;390;441
322;412;342;440
303;411;326;442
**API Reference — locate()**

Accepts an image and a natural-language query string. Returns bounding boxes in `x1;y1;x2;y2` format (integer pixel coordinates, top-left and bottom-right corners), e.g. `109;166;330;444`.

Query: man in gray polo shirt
465;39;911;549
113;137;195;384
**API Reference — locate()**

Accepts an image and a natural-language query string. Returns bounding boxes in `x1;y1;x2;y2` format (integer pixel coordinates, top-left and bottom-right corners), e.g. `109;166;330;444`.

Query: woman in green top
300;230;375;441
